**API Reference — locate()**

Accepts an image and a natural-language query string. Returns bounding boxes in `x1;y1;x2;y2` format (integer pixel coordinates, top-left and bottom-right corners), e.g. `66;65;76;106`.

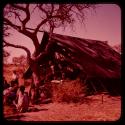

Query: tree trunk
31;61;41;85
28;58;41;103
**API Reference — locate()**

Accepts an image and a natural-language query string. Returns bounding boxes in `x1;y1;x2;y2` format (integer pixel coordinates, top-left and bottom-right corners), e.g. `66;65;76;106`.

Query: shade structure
23;32;121;95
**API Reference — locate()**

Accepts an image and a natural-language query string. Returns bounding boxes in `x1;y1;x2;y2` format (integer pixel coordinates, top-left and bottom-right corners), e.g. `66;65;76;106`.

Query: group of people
3;69;50;113
3;70;29;113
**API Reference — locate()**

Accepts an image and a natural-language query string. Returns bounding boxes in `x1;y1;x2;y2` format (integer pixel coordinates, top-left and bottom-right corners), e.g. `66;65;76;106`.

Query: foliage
52;79;87;103
3;63;26;83
12;55;27;66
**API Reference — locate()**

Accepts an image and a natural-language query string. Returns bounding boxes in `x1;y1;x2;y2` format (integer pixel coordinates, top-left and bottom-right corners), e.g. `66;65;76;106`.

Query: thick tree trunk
31;63;41;87
30;59;40;80
28;58;41;103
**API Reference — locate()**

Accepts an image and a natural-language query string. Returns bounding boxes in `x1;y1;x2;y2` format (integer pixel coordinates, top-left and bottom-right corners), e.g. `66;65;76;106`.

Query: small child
14;85;29;113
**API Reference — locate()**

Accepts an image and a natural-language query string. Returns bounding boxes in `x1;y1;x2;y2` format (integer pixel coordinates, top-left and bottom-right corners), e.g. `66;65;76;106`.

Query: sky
3;4;121;63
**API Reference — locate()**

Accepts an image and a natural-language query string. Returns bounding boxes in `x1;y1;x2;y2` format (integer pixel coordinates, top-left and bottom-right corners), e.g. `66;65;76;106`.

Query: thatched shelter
23;32;121;95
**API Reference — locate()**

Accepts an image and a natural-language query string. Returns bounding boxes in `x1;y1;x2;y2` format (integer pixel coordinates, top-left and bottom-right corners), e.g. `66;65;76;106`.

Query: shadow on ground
28;107;48;112
5;114;26;121
4;107;48;121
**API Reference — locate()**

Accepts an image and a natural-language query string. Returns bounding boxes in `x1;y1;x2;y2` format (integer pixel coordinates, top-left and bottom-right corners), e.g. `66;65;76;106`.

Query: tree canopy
3;4;96;59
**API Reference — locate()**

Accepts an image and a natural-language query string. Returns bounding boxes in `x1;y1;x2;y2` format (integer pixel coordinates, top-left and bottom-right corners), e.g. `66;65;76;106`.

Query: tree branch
34;18;48;34
11;4;30;29
11;4;26;12
22;4;30;27
38;4;48;16
4;19;40;51
3;40;31;61
14;11;22;22
4;15;40;52
34;4;55;34
4;18;21;31
25;27;45;32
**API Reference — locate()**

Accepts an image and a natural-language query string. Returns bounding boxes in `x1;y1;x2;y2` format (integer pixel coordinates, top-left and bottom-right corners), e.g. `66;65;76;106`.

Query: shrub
52;79;87;103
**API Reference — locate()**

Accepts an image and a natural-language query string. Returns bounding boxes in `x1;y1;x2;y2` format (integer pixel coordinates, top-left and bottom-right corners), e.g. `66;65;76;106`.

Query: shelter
23;32;121;95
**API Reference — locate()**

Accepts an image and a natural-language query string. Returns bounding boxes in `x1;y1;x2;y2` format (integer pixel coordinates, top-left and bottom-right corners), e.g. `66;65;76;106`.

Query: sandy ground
3;94;121;122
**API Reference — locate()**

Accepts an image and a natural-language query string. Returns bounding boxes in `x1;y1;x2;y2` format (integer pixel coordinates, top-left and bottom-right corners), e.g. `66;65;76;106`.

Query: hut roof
23;32;121;79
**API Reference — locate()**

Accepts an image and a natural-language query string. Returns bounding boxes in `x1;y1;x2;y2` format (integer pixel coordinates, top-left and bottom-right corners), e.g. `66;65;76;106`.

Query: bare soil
3;94;121;121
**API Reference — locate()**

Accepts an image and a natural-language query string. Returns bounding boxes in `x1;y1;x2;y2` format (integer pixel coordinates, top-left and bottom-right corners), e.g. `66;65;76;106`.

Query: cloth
12;73;19;83
12;73;18;80
16;91;29;112
3;87;16;104
3;87;12;96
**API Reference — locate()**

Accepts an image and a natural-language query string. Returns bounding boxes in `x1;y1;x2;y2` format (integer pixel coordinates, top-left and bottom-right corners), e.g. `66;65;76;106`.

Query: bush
52;79;87;103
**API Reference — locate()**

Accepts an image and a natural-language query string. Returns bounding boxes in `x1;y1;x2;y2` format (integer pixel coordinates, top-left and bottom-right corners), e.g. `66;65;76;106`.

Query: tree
3;4;96;97
12;55;27;66
12;57;19;65
19;55;27;66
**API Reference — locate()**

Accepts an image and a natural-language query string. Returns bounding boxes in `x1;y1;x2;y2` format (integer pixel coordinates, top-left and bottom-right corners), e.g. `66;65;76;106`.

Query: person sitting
3;87;12;105
3;81;18;105
14;85;29;113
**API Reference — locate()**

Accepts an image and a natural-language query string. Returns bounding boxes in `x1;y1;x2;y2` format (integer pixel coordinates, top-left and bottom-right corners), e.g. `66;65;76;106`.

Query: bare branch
34;18;48;34
22;4;30;27
38;4;48;16
34;4;58;34
31;5;37;15
50;4;54;15
11;4;26;11
12;11;22;22
11;4;30;29
25;27;45;32
4;18;21;31
3;3;97;59
3;40;31;60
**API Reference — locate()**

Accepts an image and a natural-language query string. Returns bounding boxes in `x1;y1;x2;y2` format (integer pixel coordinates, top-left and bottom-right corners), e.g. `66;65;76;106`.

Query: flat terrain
3;64;121;122
4;94;121;121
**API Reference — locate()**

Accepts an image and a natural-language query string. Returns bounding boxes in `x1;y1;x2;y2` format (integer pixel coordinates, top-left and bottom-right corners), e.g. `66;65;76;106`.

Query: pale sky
3;4;121;63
